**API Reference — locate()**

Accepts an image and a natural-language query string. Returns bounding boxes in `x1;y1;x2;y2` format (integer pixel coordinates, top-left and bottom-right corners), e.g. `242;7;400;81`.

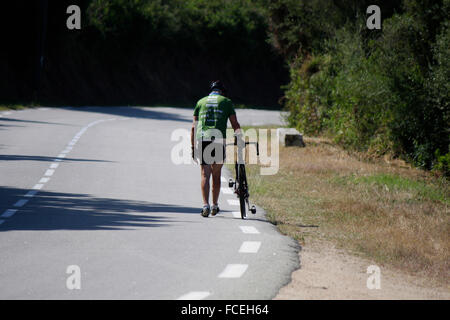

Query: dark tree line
1;0;287;108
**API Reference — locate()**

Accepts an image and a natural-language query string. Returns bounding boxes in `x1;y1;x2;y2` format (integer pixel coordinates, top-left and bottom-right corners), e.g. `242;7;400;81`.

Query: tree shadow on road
0;155;112;163
0;117;73;126
0;186;199;231
65;106;192;123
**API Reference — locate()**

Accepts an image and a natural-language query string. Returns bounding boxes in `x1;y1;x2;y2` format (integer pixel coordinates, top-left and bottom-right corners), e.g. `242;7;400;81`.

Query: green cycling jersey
193;92;236;140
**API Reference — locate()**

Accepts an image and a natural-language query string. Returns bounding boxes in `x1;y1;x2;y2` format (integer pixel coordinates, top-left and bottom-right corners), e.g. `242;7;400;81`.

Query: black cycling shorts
200;140;226;165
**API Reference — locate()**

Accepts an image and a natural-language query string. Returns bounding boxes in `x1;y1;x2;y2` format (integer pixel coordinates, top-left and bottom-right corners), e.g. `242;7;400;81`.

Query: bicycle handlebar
247;142;259;156
225;139;259;156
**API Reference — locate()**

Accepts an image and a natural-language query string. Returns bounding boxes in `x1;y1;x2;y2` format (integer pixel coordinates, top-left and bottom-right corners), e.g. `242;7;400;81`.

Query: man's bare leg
211;163;223;206
201;164;212;205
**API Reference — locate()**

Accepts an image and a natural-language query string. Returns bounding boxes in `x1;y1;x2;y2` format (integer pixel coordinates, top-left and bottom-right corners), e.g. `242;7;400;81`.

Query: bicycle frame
226;136;259;219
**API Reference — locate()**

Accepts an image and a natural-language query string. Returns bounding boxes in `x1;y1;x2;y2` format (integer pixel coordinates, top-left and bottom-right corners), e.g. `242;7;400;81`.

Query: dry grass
244;133;449;286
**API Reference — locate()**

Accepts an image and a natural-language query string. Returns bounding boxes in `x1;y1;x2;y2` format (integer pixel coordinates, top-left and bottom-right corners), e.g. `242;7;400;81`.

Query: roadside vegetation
267;0;449;174
241;128;449;286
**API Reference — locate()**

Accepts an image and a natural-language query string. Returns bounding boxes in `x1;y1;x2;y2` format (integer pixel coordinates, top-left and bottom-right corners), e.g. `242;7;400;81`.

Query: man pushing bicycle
191;80;241;217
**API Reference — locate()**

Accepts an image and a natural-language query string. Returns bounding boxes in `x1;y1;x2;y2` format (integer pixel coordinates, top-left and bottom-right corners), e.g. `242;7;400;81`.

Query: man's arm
191;116;198;147
229;114;241;134
191;116;198;160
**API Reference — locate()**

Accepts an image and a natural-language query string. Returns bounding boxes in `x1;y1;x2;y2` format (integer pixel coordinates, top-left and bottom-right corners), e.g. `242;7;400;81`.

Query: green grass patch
334;173;449;205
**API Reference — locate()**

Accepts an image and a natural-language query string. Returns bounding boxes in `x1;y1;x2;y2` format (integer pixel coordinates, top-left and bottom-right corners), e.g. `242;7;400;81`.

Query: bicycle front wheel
239;192;246;219
238;164;247;219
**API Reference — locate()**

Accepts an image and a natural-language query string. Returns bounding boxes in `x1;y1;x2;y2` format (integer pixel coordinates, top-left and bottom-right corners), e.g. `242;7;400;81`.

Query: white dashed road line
176;176;263;297
231;211;241;218
218;264;248;278
13;199;29;207
44;169;55;176
24;190;38;198
227;199;240;206
177;176;263;298
1;209;18;218
50;163;59;169
221;187;233;194
177;291;211;300
33;184;44;190
239;241;261;253
239;226;260;234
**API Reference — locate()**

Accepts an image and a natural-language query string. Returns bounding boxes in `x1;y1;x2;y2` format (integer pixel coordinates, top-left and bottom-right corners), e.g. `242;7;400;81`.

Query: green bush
274;0;449;173
434;149;450;176
377;13;449;169
284;54;332;135
285;23;395;154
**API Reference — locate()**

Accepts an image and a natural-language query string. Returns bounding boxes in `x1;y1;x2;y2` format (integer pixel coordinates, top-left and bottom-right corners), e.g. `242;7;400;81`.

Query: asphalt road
0;106;299;299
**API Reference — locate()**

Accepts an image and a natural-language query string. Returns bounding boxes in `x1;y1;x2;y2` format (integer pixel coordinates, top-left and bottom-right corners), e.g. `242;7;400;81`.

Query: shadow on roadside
0;186;199;232
65;106;192;123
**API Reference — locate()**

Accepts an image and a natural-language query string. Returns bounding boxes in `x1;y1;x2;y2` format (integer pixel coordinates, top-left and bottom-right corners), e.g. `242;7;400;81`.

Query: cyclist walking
191;80;241;217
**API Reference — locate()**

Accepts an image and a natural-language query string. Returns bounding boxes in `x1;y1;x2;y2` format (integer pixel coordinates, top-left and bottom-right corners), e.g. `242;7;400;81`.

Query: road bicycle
226;135;259;219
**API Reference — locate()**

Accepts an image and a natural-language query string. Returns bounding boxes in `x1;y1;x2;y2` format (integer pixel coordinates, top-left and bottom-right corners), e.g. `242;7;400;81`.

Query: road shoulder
274;239;450;300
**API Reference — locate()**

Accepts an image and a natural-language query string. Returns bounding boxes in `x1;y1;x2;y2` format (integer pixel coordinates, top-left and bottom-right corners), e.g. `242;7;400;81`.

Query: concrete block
276;128;305;147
